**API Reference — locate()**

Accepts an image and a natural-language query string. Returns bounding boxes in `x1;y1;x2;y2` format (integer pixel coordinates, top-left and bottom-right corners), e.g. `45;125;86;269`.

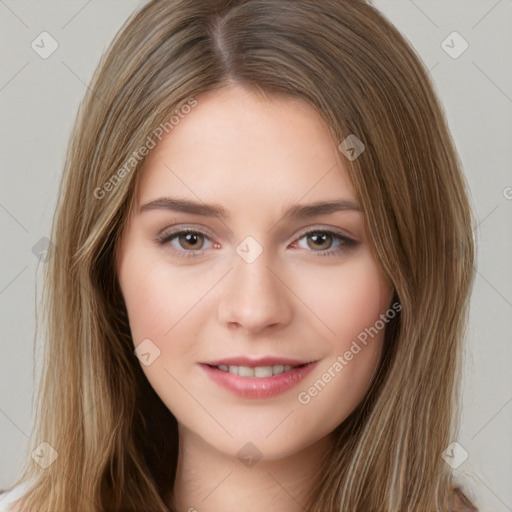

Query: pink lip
199;360;318;399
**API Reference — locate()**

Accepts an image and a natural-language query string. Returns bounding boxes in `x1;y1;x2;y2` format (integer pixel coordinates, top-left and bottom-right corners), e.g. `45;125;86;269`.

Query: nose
217;248;293;334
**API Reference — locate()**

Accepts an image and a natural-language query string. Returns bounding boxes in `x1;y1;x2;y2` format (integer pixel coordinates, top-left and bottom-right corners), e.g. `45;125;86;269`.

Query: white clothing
0;482;31;512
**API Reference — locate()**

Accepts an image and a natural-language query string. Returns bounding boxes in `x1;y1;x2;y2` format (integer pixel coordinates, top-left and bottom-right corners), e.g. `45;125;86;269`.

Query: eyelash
155;226;357;259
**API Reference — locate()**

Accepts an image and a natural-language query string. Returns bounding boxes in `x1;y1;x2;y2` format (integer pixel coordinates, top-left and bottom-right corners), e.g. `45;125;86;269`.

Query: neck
171;424;335;512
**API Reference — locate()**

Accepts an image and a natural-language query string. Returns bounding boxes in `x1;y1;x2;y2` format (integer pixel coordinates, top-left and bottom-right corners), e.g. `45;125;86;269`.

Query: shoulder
450;486;478;512
0;482;31;512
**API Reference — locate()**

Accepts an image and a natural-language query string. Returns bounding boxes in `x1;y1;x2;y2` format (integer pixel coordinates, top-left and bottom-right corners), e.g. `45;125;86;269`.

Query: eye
156;228;215;257
292;229;356;257
156;226;357;258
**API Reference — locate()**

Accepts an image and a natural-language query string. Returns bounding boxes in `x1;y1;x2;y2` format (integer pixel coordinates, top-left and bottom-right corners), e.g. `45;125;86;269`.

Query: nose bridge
217;239;292;331
232;241;280;304
231;233;275;286
234;244;274;292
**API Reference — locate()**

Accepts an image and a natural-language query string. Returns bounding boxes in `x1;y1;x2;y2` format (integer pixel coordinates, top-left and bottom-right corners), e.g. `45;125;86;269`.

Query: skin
115;84;394;512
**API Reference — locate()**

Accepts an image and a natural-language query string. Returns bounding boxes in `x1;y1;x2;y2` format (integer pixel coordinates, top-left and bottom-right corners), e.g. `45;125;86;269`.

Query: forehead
135;85;356;211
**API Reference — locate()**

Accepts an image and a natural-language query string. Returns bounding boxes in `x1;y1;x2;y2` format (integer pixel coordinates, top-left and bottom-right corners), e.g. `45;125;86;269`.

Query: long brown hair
3;1;476;510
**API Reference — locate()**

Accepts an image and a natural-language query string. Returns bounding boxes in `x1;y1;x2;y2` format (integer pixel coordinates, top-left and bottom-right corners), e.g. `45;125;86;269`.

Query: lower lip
199;362;318;399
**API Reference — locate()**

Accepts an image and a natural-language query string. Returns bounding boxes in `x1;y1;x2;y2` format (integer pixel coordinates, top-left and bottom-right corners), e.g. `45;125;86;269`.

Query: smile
199;361;318;399
214;364;297;377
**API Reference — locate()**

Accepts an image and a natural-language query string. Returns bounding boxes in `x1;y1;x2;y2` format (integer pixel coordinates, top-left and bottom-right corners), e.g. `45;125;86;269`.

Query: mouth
199;358;318;399
204;362;310;378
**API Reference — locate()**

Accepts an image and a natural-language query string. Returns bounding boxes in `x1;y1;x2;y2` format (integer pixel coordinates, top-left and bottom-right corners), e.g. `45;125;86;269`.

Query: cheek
119;257;169;340
118;248;202;342
294;254;391;423
292;252;391;406
294;250;391;346
117;249;203;402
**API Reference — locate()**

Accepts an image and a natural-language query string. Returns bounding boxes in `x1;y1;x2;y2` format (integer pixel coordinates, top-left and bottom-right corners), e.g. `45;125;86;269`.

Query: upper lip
202;356;316;367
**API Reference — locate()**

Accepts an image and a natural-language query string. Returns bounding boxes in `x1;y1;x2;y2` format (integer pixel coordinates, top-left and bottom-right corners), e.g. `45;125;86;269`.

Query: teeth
217;364;296;377
238;366;254;377
254;366;272;378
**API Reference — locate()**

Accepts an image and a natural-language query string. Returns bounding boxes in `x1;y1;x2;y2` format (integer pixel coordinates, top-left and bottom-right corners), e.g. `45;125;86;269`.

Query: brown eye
306;232;335;251
294;229;356;258
157;228;214;257
177;232;205;250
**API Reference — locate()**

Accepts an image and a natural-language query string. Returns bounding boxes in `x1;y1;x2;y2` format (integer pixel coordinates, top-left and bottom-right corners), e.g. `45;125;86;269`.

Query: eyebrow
139;196;361;219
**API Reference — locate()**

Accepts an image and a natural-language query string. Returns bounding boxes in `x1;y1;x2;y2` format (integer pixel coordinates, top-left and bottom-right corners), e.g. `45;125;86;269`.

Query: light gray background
0;1;511;510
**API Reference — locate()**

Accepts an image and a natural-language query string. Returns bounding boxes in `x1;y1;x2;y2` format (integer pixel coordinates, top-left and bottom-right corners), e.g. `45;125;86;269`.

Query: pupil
183;233;201;249
310;233;330;249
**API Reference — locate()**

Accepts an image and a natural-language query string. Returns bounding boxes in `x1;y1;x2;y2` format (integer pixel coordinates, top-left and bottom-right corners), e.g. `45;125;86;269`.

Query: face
116;84;394;461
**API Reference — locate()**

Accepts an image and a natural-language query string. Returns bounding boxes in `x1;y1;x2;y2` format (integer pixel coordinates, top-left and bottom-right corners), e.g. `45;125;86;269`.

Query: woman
0;0;478;510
